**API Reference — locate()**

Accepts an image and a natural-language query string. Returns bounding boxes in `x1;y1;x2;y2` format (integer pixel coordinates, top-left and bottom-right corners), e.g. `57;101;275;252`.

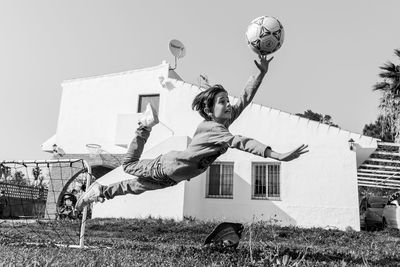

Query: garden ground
1;218;400;266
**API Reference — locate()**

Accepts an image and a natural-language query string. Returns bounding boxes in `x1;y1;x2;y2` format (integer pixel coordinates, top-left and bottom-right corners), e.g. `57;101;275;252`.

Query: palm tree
373;49;400;142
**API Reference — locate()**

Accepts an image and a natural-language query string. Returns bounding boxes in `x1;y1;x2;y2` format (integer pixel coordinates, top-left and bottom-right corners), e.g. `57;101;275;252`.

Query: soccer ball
245;16;285;55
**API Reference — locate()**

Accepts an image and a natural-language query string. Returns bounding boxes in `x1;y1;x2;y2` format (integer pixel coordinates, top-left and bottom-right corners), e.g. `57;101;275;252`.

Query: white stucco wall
46;61;379;230
183;104;377;230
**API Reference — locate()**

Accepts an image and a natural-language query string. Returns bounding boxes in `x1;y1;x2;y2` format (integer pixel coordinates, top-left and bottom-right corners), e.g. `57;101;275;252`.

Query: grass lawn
1;218;400;266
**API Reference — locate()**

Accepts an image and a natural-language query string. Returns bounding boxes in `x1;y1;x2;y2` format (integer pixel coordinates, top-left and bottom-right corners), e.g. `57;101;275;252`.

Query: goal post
80;159;92;248
0;158;94;248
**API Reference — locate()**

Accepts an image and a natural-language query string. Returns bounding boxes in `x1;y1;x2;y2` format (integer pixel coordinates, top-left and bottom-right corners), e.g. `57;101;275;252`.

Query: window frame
206;162;234;199
137;94;160;113
251;162;281;200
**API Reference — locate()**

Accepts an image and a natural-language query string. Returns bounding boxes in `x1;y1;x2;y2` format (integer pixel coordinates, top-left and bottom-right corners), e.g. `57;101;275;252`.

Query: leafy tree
0;165;11;179
373;49;400;142
8;171;30;186
359;186;397;198
32;166;41;180
296;110;339;127
363;115;395;141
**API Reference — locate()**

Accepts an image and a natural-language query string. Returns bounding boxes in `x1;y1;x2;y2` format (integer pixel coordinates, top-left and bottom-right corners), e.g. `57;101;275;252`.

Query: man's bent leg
123;126;150;169
123;103;159;173
103;175;168;199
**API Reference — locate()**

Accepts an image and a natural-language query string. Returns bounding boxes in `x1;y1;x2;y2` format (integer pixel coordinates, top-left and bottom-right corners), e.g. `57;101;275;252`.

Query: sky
0;1;399;160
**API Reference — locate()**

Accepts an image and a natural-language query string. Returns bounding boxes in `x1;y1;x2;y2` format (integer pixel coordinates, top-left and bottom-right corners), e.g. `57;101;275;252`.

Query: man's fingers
298;150;309;155
296;144;308;151
293;144;306;153
288;145;309;159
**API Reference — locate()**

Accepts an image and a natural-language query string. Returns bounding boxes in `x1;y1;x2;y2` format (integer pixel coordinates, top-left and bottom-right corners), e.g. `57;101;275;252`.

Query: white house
42;61;379;231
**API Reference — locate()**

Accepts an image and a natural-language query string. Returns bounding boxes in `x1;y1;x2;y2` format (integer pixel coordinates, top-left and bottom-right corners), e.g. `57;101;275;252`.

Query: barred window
206;162;234;198
252;163;280;200
138;94;160;113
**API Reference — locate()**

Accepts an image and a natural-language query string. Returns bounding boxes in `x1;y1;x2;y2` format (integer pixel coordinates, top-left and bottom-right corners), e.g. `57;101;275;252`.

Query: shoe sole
140;104;159;127
76;183;102;210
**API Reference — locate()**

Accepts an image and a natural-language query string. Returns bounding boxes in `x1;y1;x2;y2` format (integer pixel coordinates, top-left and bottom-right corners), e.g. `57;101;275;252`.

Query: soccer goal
0;159;94;248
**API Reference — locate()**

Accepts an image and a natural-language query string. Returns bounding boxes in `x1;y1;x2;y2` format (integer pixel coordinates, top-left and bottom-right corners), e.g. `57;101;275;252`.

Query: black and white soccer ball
245;16;285;55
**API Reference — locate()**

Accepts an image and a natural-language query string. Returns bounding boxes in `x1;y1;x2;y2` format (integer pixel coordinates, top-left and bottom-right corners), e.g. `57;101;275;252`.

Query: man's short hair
192;84;227;120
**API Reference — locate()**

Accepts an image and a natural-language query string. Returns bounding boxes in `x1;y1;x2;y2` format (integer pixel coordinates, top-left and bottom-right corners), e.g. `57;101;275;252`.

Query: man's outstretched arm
211;125;309;161
229;55;274;124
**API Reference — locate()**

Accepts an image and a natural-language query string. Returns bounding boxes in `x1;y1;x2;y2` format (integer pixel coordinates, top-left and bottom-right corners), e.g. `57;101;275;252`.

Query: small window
252;163;280;200
138;94;160;114
206;162;234;199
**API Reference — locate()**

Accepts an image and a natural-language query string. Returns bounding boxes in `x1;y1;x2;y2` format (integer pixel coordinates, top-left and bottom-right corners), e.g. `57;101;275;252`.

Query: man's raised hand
254;54;274;74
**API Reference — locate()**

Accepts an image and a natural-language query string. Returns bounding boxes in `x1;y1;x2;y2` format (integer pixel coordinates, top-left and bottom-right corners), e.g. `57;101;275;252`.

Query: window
138;94;160;114
252;163;280;200
206;162;234;198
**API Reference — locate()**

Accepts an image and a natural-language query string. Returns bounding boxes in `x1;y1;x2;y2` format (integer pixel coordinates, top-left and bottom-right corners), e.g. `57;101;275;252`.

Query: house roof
43;60;378;156
167;64;378;143
57;60;377;142
61;61;171;84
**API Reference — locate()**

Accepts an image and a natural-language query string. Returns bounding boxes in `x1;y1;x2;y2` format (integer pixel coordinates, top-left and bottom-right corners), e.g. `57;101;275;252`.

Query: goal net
0;159;94;248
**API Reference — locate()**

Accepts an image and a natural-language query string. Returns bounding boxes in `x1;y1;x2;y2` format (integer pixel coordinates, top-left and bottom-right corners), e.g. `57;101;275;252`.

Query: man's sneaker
139;103;159;128
75;182;105;211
